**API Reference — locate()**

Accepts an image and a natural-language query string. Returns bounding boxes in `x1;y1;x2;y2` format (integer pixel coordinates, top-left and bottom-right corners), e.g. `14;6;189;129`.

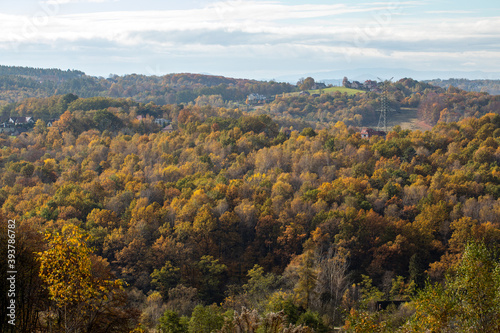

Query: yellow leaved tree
38;224;128;332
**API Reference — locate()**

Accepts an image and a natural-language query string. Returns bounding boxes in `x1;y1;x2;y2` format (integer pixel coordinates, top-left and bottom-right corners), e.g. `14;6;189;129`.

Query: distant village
0;116;37;135
136;115;174;133
246;77;382;106
342;77;381;92
0;115;175;136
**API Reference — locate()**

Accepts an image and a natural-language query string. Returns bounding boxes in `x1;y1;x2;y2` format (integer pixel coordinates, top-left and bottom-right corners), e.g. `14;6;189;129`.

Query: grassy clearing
366;107;431;132
308;86;366;95
389;107;432;131
286;86;366;97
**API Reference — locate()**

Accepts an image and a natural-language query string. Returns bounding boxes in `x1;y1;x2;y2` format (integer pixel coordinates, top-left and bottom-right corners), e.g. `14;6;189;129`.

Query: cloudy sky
1;0;499;80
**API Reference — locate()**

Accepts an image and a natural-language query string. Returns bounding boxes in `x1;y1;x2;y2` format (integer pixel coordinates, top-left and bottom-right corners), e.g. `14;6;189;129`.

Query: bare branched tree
313;248;350;324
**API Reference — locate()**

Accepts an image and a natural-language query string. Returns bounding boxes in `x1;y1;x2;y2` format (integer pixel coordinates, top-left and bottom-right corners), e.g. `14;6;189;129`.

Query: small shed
361;128;386;139
162;124;174;133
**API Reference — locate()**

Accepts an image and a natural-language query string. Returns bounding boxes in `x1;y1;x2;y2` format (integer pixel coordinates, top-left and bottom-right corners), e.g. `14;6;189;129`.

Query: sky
1;0;500;80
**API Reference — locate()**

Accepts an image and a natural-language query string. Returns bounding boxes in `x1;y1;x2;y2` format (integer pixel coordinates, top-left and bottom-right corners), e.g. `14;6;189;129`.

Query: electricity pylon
377;77;393;133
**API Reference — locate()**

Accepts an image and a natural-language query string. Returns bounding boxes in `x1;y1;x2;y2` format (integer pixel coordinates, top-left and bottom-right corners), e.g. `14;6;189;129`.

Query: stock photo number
6;219;16;326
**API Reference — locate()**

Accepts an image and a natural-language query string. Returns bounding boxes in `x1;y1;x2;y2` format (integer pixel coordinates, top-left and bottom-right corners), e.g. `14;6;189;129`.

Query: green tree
294;250;318;309
151;261;181;300
241;264;279;312
93;109;122;132
297;311;329;333
448;241;500;332
158;310;189;333
300;127;317;137
197;256;228;304
188;304;224;333
406;241;500;332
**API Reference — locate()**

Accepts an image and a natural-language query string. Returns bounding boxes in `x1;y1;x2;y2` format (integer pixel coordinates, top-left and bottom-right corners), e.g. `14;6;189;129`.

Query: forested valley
1;66;500;332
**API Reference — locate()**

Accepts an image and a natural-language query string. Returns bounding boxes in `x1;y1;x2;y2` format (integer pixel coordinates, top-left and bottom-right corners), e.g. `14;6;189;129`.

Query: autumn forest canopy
1;65;500;332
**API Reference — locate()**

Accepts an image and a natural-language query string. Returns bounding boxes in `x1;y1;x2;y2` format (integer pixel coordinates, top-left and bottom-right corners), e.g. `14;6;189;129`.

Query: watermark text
6;219;16;326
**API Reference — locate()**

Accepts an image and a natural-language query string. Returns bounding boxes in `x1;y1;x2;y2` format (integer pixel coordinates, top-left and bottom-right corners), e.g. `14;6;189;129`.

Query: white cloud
2;0;500;76
1;2;498;48
42;0;116;4
426;10;477;14
0;0;421;39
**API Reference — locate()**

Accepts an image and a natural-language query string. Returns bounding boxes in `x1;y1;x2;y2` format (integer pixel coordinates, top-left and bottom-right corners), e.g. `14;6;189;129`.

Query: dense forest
0;65;85;80
0;66;296;106
1;66;500;332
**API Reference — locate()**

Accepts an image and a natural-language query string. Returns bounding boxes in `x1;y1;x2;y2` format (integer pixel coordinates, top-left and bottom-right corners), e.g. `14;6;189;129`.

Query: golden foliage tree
38;224;126;332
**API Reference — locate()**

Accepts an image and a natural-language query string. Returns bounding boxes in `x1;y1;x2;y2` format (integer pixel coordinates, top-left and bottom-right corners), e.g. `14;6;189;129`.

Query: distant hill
276;68;500;85
2;65;500;132
425;78;500;95
0;65;85;81
0;65;297;105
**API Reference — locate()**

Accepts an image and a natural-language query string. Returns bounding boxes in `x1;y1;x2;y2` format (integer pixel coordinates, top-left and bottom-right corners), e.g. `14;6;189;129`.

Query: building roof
9;116;34;124
361;128;386;137
162;124;174;132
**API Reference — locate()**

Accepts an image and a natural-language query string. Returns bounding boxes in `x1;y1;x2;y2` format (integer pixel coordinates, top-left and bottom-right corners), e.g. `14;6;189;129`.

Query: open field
309;86;366;95
286;86;366;97
366;107;432;132
390;107;432;131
